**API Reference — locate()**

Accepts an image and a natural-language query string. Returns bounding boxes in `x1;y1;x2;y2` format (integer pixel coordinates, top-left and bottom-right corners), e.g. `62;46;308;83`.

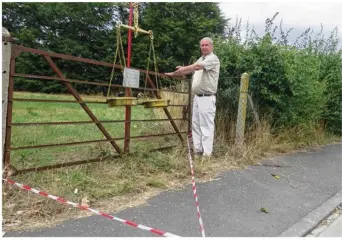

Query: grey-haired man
166;37;220;157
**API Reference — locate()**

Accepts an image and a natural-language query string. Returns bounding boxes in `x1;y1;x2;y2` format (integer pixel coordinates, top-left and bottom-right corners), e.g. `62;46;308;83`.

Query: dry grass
2;91;340;233
152;89;190;132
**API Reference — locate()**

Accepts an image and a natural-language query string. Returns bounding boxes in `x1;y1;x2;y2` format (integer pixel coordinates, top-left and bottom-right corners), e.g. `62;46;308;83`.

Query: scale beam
118;23;153;36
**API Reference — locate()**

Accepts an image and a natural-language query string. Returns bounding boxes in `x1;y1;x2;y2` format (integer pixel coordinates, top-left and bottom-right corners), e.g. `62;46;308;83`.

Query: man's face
200;39;213;56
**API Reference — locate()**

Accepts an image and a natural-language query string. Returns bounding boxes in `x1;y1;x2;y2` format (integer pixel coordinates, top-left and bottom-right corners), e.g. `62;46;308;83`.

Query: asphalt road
5;143;342;237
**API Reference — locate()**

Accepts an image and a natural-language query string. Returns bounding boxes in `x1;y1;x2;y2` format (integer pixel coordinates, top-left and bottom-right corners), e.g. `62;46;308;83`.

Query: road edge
278;190;342;237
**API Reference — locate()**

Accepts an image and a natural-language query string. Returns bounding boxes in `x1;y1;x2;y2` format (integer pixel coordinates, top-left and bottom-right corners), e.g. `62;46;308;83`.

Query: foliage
214;13;341;134
2;2;126;94
2;2;227;94
131;2;227;72
2;4;341;134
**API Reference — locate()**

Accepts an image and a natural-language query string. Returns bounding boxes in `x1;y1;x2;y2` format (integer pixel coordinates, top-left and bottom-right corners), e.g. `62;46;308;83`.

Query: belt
196;93;216;97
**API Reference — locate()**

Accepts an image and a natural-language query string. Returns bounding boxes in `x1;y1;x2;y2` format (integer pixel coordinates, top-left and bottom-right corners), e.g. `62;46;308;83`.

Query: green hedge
214;17;341;135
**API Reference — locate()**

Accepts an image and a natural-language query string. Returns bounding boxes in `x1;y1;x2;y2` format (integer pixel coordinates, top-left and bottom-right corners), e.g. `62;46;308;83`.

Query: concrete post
2;27;11;158
235;73;250;145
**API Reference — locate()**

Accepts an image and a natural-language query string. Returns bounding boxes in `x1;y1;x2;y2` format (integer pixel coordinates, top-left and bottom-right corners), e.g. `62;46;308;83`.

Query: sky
219;2;342;45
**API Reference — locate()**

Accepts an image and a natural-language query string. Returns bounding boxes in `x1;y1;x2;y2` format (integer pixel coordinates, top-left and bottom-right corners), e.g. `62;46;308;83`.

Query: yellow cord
151;35;159;91
133;3;139;38
107;26;126;99
108;2;161;101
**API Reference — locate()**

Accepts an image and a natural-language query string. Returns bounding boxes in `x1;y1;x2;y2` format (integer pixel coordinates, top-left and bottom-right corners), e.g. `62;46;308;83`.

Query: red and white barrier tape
186;133;206;237
2;178;180;237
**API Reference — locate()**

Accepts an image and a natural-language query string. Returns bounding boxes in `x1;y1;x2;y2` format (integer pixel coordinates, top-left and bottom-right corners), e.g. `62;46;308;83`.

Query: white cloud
219;2;342;42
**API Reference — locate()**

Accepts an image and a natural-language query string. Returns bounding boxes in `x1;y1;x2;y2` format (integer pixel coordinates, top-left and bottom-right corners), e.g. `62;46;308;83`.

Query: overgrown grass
2;91;340;232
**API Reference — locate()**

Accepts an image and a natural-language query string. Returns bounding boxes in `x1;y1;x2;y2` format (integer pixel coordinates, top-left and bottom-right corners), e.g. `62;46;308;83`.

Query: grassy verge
2;92;340;232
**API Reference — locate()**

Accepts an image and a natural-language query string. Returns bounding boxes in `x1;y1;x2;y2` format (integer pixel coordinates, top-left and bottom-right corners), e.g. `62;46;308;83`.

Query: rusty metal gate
2;37;192;176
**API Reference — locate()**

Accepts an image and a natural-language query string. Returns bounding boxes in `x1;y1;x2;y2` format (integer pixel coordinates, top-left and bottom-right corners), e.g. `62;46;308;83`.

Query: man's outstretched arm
165;63;203;77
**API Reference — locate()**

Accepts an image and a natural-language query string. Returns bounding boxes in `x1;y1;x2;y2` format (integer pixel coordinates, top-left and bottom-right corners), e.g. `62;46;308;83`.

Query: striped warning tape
2;178;180;237
186;133;206;237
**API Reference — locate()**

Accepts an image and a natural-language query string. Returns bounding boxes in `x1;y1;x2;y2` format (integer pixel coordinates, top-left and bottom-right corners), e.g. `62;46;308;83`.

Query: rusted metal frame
11;118;185;126
15;44;114;67
14;73;122;88
157;104;187;107
13;44;188;81
10;131;187;150
12;98;186;107
4;45;190;175
3;48;22;178
146;74;185;143
14;73;189;94
122;3;135;154
12;144;177;176
43;56;123;155
187;76;195;159
124;90;132;154
187;76;192;134
12;98;104;104
12;156;118;176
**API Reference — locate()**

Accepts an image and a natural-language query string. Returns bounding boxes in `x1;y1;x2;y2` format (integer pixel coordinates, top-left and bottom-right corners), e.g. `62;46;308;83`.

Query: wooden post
235;73;250;145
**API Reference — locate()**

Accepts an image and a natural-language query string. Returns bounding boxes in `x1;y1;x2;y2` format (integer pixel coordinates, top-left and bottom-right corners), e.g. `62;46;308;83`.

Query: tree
128;2;228;73
2;2;125;94
2;2;228;93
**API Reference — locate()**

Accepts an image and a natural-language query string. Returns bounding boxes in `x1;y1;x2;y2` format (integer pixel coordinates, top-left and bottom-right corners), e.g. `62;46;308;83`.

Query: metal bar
3;48;18;177
124;97;132;154
124;97;132;155
10;132;187;150
120;24;151;35
12;44;190;81
12;98;105;104
12;145;177;175
12;98;187;106
11;139;122;150
188;75;192;136
146;75;184;143
44;56;123;155
14;73;122;88
14;44;114;67
13;73;189;94
150;145;177;152
12;156;118;175
167;104;188;107
11;118;185;126
124;3;134;154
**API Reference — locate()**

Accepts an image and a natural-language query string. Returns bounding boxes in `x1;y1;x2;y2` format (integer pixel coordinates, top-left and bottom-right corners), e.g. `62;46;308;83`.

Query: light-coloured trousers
192;95;216;156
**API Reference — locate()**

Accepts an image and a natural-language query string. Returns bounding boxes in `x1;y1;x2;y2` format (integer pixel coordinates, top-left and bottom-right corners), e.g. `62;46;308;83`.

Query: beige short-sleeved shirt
191;52;220;95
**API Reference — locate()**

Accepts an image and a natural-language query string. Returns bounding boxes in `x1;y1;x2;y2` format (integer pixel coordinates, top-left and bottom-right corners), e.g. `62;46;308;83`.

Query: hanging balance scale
106;22;138;107
106;3;168;108
140;32;169;108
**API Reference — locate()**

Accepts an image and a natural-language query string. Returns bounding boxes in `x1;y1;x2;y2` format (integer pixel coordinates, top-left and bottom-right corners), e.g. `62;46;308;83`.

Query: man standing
165;37;220;157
